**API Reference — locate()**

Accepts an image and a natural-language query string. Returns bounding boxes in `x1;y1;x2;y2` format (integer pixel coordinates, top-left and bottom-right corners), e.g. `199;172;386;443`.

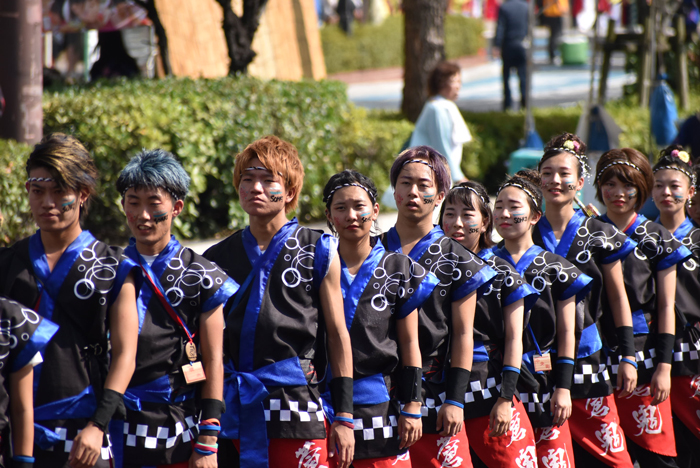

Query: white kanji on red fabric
586;397;611;418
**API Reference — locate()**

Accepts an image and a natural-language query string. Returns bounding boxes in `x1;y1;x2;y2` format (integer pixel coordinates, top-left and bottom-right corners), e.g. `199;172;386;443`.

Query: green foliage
0;139;35;245
321;15;485;75
1;76;411;246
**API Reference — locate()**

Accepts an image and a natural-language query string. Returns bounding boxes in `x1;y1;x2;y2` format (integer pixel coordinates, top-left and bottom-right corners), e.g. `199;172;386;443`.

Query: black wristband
445;367;470;404
201;398;225;420
500;368;519;401
330;377;354;414
616;326;635;358
655;333;675;365
554;358;575;390
199;398;225;436
90;389;124;432
397;366;423;403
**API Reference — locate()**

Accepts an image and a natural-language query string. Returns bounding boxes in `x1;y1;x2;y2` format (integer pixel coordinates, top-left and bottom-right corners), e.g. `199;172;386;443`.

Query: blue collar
492;244;545;277
29;230;96;320
385;225;444;261
599;213;646;235
672;217;695;240
477;248;494;261
125;235;181;279
340;241;385;330
538;210;587;256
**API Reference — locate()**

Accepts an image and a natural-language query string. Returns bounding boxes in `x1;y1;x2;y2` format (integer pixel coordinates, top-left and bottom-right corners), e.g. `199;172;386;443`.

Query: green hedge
0;139;34;246
0;76;411;246
321;15;485;75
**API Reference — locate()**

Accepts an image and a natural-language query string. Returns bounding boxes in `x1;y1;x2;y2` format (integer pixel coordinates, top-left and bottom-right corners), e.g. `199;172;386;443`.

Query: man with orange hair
204;136;355;468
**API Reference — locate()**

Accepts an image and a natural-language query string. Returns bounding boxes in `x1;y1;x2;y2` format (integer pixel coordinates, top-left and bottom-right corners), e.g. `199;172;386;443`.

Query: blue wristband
198;424;220;432
194;447;215;456
556;358;575;365
502;365;521;374
620;357;638;369
400;410;422;419
444;399;464;409
13;456;35;463
334;416;354;424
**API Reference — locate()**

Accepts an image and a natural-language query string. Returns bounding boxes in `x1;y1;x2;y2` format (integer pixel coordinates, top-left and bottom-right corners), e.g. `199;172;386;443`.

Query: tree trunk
134;0;172;76
401;0;448;122
0;0;43;144
216;0;269;75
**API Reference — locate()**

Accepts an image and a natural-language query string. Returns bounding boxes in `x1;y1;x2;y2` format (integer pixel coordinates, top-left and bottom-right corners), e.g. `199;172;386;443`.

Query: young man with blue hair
114;149;238;468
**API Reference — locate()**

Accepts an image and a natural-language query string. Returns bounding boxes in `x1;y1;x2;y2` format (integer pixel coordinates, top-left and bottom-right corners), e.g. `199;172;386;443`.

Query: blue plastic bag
650;80;679;147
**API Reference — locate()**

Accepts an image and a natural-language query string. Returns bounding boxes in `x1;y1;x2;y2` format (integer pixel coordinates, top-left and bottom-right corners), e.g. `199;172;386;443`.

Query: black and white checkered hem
674;339;700;362
573;364;610;385
421;392;446;417
519;392;551;413
465;377;500;403
353;415;399;441
44;428;112;460
607;349;656;374
265;399;325;422
124;416;197;449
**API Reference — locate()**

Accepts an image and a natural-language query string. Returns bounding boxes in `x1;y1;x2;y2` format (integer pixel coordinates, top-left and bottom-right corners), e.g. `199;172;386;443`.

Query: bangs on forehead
244;152;285;180
445;188;477;211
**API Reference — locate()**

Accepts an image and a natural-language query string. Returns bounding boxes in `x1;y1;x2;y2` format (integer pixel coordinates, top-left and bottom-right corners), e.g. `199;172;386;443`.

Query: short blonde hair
233;136;305;213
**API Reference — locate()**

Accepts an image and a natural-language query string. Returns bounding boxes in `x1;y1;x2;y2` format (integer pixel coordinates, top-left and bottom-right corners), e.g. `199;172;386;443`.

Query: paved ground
338;33;633;112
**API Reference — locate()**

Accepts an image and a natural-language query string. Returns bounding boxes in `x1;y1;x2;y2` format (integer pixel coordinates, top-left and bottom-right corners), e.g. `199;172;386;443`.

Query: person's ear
530;210;542;225
172;199;184;217
576;176;585;192
435;191;446;207
372;202;380;221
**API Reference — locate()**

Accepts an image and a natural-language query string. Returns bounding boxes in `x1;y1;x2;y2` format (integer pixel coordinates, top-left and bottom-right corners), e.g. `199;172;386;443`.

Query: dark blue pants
502;43;527;110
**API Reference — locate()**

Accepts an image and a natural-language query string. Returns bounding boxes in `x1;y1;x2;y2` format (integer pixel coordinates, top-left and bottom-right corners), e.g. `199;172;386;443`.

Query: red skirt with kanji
670;375;700;442
408;426;473;468
569;395;634;468
464;398;538;468
533;422;575;468
614;385;676;456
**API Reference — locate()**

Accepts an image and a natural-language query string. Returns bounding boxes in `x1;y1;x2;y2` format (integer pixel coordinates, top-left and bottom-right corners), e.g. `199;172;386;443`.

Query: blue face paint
61;198;76;213
269;190;283;203
360;212;372;224
467;223;479;233
153;211;169;224
422;193;435;205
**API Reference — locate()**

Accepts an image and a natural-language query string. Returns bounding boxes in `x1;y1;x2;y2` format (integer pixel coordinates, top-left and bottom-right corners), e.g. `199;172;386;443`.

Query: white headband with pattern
324;183;376;204
497;182;539;207
653;165;697;187
595;160;642;181
454;186;486;205
26;177;55;184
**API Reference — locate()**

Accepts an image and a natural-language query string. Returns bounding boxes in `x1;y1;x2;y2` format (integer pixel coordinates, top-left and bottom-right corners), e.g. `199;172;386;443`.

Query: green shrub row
321;15;485;75
0;76;411;246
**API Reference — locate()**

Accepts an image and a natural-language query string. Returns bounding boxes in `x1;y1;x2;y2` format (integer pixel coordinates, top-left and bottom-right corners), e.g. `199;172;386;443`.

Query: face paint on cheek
269;190;283;203
396;195;404;205
562;180;576;191
512;213;528;224
153;211;169;224
467;223;479;233
126;212;138;224
673;192;686;204
61;198;76;213
360;212;372;224
626;188;637;199
422;193;435;205
239;189;249;201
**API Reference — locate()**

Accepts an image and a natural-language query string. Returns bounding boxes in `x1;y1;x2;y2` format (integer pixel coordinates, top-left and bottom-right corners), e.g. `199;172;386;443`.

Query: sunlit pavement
347;38;634;112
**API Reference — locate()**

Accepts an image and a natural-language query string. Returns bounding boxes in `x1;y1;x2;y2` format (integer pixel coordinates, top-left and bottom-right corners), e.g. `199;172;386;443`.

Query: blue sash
221;357;308;468
321;373;390;422
34;385;97;449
